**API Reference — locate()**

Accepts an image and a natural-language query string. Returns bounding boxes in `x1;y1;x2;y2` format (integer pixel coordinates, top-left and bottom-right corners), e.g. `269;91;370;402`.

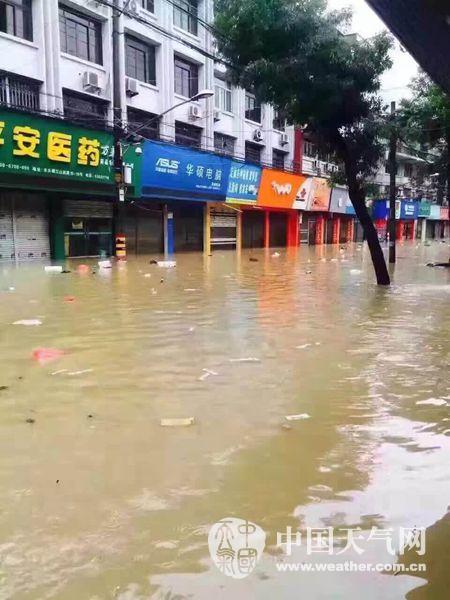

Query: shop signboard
307;177;331;211
330;186;355;215
440;207;449;220
429;204;441;220
399;199;419;220
418;201;432;218
141;141;231;201
372;200;389;220
225;161;262;204
257;169;308;209
0;109;114;184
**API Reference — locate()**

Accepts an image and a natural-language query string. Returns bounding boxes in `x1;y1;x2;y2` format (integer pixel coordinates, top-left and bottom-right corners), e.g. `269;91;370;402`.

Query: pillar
411;220;416;240
293;128;304;173
396;220;404;241
346;219;354;243
315;215;324;245
421;219;427;242
236;210;242;252
163;204;174;256
264;211;270;248
49;197;65;261
203;203;211;255
287;211;299;246
332;216;340;244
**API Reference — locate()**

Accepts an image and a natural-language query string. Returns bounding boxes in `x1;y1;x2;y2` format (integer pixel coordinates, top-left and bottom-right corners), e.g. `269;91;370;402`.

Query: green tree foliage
401;74;450;205
215;0;393;284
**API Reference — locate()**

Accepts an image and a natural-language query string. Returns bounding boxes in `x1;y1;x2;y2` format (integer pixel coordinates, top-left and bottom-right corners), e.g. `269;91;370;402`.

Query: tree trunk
338;140;391;285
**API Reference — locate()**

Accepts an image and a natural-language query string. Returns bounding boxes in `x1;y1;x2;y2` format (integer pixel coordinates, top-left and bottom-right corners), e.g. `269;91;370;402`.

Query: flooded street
0;241;449;600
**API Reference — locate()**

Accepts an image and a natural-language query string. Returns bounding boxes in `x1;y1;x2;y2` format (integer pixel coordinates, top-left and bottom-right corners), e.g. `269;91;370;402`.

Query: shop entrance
173;203;204;252
64;200;113;258
124;204;163;255
325;218;334;244
269;212;288;247
242;210;264;248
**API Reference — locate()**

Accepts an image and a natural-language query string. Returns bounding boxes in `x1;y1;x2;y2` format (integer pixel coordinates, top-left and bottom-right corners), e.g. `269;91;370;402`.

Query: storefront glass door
65;217;112;257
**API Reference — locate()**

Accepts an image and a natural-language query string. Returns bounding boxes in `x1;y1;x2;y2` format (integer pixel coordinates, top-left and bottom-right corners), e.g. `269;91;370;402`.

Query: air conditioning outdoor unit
82;71;101;93
125;77;139;97
253;129;264;142
127;0;141;15
213;109;222;122
189;105;202;119
279;132;289;146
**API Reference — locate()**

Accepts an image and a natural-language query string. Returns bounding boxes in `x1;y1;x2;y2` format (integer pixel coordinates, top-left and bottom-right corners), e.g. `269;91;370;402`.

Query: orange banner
257;169;307;209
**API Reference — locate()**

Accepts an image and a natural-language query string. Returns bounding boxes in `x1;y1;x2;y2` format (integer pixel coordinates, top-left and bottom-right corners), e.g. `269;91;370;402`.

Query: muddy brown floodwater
0;241;449;600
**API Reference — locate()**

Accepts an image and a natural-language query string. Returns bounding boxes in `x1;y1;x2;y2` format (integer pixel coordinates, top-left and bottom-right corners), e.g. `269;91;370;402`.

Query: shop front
141;141;232;254
328;186;357;244
417;201;431;242
295;177;331;245
396;200;419;240
0;108;140;261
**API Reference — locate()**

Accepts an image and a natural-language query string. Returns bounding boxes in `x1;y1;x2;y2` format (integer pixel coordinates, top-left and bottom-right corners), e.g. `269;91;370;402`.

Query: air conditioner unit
127;0;141;15
253;129;264;142
82;71;100;93
189;105;202;119
213;109;222;122
125;77;139;97
279;132;289;146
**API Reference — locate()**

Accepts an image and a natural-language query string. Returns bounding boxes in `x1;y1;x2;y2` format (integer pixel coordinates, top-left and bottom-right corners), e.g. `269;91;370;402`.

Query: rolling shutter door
0;195;14;262
14;194;50;261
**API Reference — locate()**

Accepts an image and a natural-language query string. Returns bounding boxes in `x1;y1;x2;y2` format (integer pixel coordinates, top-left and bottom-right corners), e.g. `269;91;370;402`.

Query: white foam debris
12;319;42;326
229;357;261;363
285;413;311;421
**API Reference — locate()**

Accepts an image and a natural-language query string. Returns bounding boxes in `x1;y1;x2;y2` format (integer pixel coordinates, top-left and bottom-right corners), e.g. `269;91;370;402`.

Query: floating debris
64;296;76;303
350;269;362;275
0;386;8;392
184;288;197;292
32;348;65;365
416;398;447;407
296;343;312;349
67;369;93;376
98;259;112;268
157;260;176;268
160;417;195;427
229;357;261;363
285;413;311;421
249;257;259;262
50;369;68;376
13;319;42;326
25;418;35;424
198;368;218;381
144;273;152;278
44;265;63;273
272;252;280;257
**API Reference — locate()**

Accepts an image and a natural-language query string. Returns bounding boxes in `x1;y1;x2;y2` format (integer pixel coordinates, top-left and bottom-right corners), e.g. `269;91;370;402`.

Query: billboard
257;169;308;209
330;186;353;214
141;141;231;201
226;161;262;204
308;177;331;211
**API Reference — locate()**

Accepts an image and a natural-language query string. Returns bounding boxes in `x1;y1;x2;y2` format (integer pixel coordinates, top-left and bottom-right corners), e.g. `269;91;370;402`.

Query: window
63;90;108;128
59;6;102;65
174;56;198;98
214;133;235;156
303;141;317;158
125;35;156;84
0;72;40;110
214;77;232;113
0;0;32;40
127;107;159;140
272;149;286;170
404;163;413;178
245;94;261;123
173;0;197;36
245;141;262;165
140;0;154;12
273;110;285;131
175;121;201;148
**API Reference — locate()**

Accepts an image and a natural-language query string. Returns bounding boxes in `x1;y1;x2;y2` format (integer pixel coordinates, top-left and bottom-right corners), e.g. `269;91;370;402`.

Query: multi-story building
0;0;299;259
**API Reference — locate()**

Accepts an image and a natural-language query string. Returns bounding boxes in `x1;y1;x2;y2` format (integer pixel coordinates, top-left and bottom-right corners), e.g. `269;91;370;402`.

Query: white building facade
0;0;294;168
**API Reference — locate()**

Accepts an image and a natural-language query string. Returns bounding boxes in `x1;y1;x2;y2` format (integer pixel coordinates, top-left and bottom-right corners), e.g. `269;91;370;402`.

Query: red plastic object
32;348;65;365
77;264;90;274
64;296;76;303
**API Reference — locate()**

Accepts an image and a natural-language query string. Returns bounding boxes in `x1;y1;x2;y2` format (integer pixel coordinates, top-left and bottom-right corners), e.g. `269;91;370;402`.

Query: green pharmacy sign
0;109;114;184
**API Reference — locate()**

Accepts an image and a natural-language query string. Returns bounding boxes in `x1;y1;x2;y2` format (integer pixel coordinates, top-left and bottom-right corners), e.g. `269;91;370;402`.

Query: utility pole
388;100;397;264
112;0;126;259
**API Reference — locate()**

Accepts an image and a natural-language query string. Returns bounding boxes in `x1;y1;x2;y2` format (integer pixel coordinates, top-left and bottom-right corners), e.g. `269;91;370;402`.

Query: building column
49;197;65;261
411;220;416;240
203;203;211;255
396;220;404;240
287;211;299;246
315;215;324;245
346;219;354;243
264;211;270;248
236;210;242;252
332;216;340;244
163;204;174;256
421;219;427;242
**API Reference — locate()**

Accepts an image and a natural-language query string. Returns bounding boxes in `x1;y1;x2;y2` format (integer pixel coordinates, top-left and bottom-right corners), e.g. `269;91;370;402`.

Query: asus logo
271;181;292;195
156;158;179;169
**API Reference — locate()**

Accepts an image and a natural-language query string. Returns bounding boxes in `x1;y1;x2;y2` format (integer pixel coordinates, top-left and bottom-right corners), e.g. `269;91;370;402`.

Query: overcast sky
327;0;419;105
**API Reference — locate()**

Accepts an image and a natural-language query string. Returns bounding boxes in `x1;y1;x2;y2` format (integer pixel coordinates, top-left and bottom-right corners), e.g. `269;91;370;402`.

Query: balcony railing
0;73;40;111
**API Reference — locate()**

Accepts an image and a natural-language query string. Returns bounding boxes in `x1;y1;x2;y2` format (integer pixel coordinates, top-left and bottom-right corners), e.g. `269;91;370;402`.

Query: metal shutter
14;194;50;261
64;199;113;218
0;195;14;262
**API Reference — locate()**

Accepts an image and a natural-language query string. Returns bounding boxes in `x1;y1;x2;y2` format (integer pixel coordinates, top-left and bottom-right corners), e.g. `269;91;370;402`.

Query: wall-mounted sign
226;161;262;204
440;207;449;221
257;169;307;209
329;186;354;215
141;141;231;201
372;200;389;220
308;177;331;211
0;109;114;184
399;200;419;220
418;201;432;218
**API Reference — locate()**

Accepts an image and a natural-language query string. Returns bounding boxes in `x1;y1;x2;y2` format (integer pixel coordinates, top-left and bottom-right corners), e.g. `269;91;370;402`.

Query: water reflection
0;241;449;599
